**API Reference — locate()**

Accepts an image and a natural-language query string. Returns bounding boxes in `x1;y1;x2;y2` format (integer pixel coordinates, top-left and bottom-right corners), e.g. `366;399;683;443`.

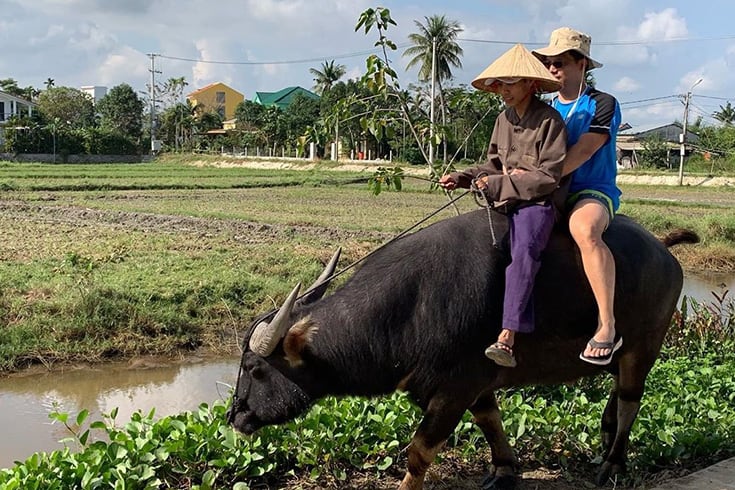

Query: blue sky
3;0;734;128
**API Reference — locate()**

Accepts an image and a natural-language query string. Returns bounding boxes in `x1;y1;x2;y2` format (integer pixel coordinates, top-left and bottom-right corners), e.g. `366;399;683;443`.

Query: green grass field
0;158;733;371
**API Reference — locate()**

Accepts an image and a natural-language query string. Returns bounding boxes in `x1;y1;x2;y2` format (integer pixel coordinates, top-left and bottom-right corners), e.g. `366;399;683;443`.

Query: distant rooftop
253;86;319;109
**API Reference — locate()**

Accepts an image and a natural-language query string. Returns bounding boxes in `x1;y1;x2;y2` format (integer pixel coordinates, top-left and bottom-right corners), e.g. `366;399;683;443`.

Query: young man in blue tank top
533;28;623;365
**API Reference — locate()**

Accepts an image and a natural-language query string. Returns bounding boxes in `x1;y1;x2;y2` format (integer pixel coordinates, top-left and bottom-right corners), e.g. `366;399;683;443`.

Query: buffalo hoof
481;466;517;490
595;461;625;486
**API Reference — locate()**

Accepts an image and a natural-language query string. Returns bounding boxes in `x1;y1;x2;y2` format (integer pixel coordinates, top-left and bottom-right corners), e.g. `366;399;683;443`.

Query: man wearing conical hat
533;28;623;366
439;43;568;367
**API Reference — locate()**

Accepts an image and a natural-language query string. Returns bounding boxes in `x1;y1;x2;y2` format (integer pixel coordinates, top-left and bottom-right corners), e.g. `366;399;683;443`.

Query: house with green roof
253;86;319;110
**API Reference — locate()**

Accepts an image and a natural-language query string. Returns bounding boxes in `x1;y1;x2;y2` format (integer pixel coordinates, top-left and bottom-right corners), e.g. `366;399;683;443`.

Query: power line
619;95;679;106
158;32;735;68
695;94;733;101
157;43;411;66
458;34;735;46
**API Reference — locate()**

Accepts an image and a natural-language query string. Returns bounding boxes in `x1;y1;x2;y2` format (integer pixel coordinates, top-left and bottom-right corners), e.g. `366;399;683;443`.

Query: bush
83;128;139;155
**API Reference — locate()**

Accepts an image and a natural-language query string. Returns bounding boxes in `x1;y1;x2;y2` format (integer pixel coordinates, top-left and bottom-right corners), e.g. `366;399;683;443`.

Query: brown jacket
451;97;568;209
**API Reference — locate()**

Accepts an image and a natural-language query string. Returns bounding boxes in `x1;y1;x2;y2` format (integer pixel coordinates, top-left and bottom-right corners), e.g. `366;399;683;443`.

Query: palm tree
403;15;464;164
404;15;463;84
309;60;347;95
45;78;55;90
713;102;735;125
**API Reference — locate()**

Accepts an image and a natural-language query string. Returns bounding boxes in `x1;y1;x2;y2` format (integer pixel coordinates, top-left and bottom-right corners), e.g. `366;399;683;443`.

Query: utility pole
678;77;703;186
428;37;436;166
148;53;161;154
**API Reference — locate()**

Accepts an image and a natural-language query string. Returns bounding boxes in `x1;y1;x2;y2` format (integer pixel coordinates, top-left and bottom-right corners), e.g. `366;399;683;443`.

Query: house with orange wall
186;82;244;120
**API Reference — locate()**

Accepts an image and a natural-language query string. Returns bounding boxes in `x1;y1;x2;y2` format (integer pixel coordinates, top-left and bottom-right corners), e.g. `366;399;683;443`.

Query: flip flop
579;336;623;366
485;341;517;367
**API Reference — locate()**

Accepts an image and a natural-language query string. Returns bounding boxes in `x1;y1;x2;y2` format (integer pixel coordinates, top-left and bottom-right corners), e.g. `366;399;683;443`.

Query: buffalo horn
298;247;341;306
249;283;301;356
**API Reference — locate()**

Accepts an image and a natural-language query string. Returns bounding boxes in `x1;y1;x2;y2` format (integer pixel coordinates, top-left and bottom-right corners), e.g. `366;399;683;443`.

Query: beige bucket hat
532;27;603;69
471;43;562;94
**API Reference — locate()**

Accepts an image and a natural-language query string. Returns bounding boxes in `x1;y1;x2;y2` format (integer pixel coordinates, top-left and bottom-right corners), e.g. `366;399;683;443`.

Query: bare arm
562;132;609;176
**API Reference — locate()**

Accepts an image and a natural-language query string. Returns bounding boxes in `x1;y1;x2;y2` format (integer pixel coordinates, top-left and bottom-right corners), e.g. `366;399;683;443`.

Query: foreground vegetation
0;300;733;488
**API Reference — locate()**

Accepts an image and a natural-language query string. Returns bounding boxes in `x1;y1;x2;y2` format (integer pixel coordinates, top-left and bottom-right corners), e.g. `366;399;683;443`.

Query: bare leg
496;329;515;348
569;199;616;358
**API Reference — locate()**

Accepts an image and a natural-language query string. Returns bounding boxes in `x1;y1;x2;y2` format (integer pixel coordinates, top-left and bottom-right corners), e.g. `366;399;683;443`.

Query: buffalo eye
249;365;265;379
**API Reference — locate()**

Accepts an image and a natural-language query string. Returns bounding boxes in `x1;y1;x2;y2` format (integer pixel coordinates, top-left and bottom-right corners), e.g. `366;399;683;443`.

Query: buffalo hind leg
469;390;518;490
600;381;619;459
596;363;648;486
399;393;472;490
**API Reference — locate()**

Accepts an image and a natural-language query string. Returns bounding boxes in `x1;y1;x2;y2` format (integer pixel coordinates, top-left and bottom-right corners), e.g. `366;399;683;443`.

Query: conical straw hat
471;43;561;94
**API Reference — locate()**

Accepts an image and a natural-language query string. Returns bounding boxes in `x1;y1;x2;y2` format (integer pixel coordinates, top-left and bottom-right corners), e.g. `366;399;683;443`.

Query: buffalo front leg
399;394;471;490
469;390;518;490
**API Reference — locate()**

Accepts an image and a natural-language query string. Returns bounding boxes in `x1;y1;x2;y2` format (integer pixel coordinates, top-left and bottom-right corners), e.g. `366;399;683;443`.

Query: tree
713;102;735;126
36;87;95;129
96;83;145;140
284;93;321;142
235;99;267;129
159;102;196;151
309;60;347;95
45;78;55;90
158;77;189;109
639;135;671;169
0;78;38;101
403;15;464;164
403;16;463;84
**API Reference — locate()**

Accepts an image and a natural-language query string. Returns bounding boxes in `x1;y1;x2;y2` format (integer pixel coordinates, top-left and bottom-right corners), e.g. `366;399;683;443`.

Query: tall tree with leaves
97;83;145;140
713;102;735;126
403;15;464;164
309;60;347;95
37;87;95;129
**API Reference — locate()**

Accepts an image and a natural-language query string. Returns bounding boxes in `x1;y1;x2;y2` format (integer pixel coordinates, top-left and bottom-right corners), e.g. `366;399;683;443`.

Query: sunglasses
542;60;566;69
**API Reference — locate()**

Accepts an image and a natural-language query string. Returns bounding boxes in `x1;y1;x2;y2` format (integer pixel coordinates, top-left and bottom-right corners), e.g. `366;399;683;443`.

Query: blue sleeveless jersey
553;87;622;211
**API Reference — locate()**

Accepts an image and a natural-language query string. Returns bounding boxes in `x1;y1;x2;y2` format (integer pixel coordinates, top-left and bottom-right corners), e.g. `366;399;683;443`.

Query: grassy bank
0;159;734;371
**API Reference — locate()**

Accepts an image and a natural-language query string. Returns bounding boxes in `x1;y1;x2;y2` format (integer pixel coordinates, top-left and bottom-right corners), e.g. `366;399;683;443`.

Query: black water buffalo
227;209;698;489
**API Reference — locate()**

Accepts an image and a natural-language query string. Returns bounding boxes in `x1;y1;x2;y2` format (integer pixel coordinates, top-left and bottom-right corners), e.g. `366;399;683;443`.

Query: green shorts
567;189;615;224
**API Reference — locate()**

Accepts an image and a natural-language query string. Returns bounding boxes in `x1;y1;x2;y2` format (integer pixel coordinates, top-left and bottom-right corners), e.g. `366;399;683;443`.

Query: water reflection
0;357;238;468
681;272;734;305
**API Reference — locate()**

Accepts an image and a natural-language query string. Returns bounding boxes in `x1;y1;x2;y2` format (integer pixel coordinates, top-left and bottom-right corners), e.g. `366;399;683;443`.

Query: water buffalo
227;209;698;489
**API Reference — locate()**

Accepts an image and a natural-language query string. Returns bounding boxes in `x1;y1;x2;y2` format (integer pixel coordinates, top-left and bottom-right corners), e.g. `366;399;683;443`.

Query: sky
2;0;735;128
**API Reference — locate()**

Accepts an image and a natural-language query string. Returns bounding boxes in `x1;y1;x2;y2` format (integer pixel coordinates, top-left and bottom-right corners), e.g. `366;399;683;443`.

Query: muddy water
0;273;732;469
0;357;238;468
681;272;735;305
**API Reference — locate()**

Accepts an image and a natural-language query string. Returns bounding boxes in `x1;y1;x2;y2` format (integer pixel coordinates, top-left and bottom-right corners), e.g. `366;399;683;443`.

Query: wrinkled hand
438;174;458;190
473;175;489;190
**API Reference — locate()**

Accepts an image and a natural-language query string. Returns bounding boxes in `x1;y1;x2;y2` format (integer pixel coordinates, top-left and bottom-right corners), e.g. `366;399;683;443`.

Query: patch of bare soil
266;452;677;490
0;199;393;245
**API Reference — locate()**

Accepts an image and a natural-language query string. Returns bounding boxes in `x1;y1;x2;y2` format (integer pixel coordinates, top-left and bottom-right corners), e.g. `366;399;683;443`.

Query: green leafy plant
368;166;404;195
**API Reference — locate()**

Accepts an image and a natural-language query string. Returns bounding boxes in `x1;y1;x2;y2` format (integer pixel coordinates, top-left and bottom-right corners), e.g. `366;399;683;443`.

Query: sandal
485;341;517;367
579;336;623;366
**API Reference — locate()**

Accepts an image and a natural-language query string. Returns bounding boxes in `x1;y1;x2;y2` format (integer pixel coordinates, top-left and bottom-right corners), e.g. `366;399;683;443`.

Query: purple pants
502;203;556;333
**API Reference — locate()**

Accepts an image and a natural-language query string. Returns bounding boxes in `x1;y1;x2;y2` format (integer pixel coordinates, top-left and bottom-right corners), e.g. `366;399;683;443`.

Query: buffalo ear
283;317;319;367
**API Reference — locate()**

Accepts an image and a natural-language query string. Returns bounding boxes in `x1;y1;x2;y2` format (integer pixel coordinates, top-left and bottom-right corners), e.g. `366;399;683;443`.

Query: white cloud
636;8;688;41
624;100;683;127
96;47;149;87
192;39;238;89
614;76;640;92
